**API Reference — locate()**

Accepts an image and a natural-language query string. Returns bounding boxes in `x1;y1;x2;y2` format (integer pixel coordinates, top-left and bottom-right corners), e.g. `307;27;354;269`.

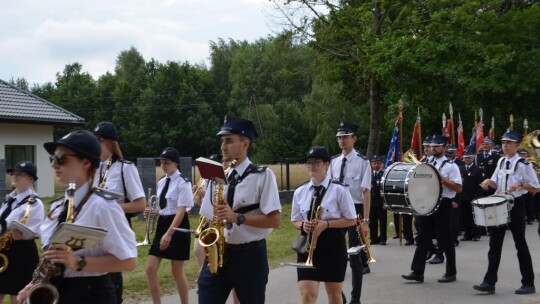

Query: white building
0;79;84;197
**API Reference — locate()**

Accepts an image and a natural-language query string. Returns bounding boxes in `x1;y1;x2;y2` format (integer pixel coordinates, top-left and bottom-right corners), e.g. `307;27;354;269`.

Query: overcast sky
0;0;280;85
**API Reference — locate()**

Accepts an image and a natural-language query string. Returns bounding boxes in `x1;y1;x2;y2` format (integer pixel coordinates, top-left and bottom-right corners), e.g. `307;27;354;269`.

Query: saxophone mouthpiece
67;179;76;195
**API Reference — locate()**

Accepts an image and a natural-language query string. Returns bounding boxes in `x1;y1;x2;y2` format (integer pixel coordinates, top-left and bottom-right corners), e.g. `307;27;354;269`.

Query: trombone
137;188;159;246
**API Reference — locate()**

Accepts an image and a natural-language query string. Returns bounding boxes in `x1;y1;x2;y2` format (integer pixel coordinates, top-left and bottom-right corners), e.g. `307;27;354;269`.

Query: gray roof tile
0;79;84;125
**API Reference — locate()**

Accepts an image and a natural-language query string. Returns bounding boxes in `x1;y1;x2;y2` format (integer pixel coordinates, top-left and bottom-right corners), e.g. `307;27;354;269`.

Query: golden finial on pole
509;114;514;130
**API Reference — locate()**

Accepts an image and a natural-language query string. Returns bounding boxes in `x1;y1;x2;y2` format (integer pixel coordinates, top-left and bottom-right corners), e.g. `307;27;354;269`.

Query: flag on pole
410;117;422;160
385;119;401;167
469;127;476;152
457;116;465;159
475;108;484;153
488;116;495;140
445;119;454;144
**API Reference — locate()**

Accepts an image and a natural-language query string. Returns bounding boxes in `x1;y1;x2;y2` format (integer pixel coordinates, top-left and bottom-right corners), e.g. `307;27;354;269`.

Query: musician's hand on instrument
17;283;32;303
216;204;235;222
480;180;490;190
143;208;149;218
10;229;23;240
360;221;369;236
303;221;313;233
160;234;172;250
313;220;327;237
45;244;76;268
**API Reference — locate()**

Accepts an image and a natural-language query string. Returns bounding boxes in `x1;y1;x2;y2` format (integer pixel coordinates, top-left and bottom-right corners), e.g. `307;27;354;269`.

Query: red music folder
195;157;227;184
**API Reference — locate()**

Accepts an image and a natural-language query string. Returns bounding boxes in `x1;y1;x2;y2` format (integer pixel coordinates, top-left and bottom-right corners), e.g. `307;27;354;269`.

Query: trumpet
352;213;376;264
24;180;77;304
137;188;159;247
192;177;206;206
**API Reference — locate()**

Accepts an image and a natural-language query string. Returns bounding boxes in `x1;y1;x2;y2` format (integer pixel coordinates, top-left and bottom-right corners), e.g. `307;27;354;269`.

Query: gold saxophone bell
356;214;376;264
0;252;8;273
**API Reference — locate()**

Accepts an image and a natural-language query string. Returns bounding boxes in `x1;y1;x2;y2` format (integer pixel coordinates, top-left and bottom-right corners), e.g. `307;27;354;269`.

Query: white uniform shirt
40;181;137;278
291;176;356;222
329;150;372;204
199;158;282;245
2;188;44;237
157;170;194;216
94;158;145;205
490;154;540;197
431;156;462;199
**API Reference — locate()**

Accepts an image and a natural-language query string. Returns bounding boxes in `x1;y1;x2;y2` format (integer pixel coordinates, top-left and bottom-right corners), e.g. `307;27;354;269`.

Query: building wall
0;123;55;197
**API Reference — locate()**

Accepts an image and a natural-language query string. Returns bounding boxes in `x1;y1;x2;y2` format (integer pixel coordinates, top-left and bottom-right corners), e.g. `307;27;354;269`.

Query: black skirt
297;228;348;282
0;239;39;294
149;214;191;260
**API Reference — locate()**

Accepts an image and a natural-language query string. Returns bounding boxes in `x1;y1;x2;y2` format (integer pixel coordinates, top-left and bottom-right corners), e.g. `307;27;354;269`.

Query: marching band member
145;147;193;304
292;146;356;304
402;135;462;283
198;115;281;304
18;130;137;304
369;155;387;245
329;121;370;304
0;161;44;304
475;130;540;295
93;121;146;303
458;146;485;242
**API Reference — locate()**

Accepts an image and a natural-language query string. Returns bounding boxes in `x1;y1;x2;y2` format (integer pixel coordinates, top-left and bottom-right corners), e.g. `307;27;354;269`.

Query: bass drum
381;162;442;216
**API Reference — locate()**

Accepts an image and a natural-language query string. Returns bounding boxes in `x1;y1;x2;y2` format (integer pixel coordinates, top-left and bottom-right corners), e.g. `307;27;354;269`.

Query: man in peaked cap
197;115;281;304
403;135;462;284
329;121;371;304
369;155;387;246
475;137;500;187
446;144;464;167
458;146;485;242
475;129;540;295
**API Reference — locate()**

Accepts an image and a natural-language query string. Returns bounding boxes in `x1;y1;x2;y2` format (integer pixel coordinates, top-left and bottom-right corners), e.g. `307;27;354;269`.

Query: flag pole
417;107;422;160
509;114;514;130
449;103;455;144
398;99;404;246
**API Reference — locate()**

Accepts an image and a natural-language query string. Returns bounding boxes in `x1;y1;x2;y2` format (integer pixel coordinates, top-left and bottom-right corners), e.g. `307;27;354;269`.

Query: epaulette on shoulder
179;173;190;182
26;194;39;205
118;159;133;165
331;154;341;160
247;163;267;174
331;180;348;187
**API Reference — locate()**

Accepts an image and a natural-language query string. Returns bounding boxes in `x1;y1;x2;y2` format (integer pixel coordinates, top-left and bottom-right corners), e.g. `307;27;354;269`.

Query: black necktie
160;177;171;209
227;170;238;208
339;158;347;183
308;186;323;221
0;197;16;234
56;199;69;225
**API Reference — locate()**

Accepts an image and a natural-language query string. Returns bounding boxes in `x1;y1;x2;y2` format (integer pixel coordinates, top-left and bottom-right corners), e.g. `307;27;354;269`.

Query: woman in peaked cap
18;130;137;304
0;161;44;304
146;147;193;304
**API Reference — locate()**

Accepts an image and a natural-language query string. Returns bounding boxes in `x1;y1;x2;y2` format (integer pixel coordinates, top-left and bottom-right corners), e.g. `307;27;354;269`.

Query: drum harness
494;157;527;201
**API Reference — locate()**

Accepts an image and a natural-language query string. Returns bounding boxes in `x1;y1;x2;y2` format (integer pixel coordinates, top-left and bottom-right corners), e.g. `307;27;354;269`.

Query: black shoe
404;240;414;246
460;236;472;241
473;282;495;294
392;235;399;239
371;240;379;245
402;272;424;282
428;255;444;264
527;221;533;225
472;236;480;241
426;251;434;261
454;240;459;247
363;266;371;274
380;240;387;245
438;273;456;283
515;285;536;294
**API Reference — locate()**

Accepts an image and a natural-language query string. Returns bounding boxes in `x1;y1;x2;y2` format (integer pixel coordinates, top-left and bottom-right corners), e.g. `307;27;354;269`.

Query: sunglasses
49;154;78;165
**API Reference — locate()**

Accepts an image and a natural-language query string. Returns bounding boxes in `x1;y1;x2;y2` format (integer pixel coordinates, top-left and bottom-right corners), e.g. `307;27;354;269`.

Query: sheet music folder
195;157;227;185
50;223;108;250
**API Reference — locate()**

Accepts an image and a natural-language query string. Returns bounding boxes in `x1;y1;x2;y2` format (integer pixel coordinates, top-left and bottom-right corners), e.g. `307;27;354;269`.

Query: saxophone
198;159;237;274
0;196;34;273
24;180;77;304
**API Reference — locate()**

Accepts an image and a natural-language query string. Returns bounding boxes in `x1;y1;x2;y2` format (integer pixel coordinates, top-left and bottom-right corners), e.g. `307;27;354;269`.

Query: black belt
159;214;176;219
226;239;265;252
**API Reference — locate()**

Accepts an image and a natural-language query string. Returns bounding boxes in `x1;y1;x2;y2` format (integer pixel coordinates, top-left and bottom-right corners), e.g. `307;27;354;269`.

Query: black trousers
198;239;269;304
483;197;535;286
460;200;481;238
346;204;366;303
411;198;456;276
369;206;387;242
56;274;116;304
394;213;414;241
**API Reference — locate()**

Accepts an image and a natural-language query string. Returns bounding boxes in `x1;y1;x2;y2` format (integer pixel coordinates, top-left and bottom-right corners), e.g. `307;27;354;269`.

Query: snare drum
381;162;442;216
472;194;514;227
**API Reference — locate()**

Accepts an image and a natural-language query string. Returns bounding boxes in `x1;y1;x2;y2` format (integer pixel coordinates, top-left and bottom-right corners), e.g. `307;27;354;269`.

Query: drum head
472;195;509;207
406;163;442;215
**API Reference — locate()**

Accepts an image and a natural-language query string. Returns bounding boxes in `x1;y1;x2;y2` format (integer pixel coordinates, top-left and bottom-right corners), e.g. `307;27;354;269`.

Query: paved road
139;224;540;304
